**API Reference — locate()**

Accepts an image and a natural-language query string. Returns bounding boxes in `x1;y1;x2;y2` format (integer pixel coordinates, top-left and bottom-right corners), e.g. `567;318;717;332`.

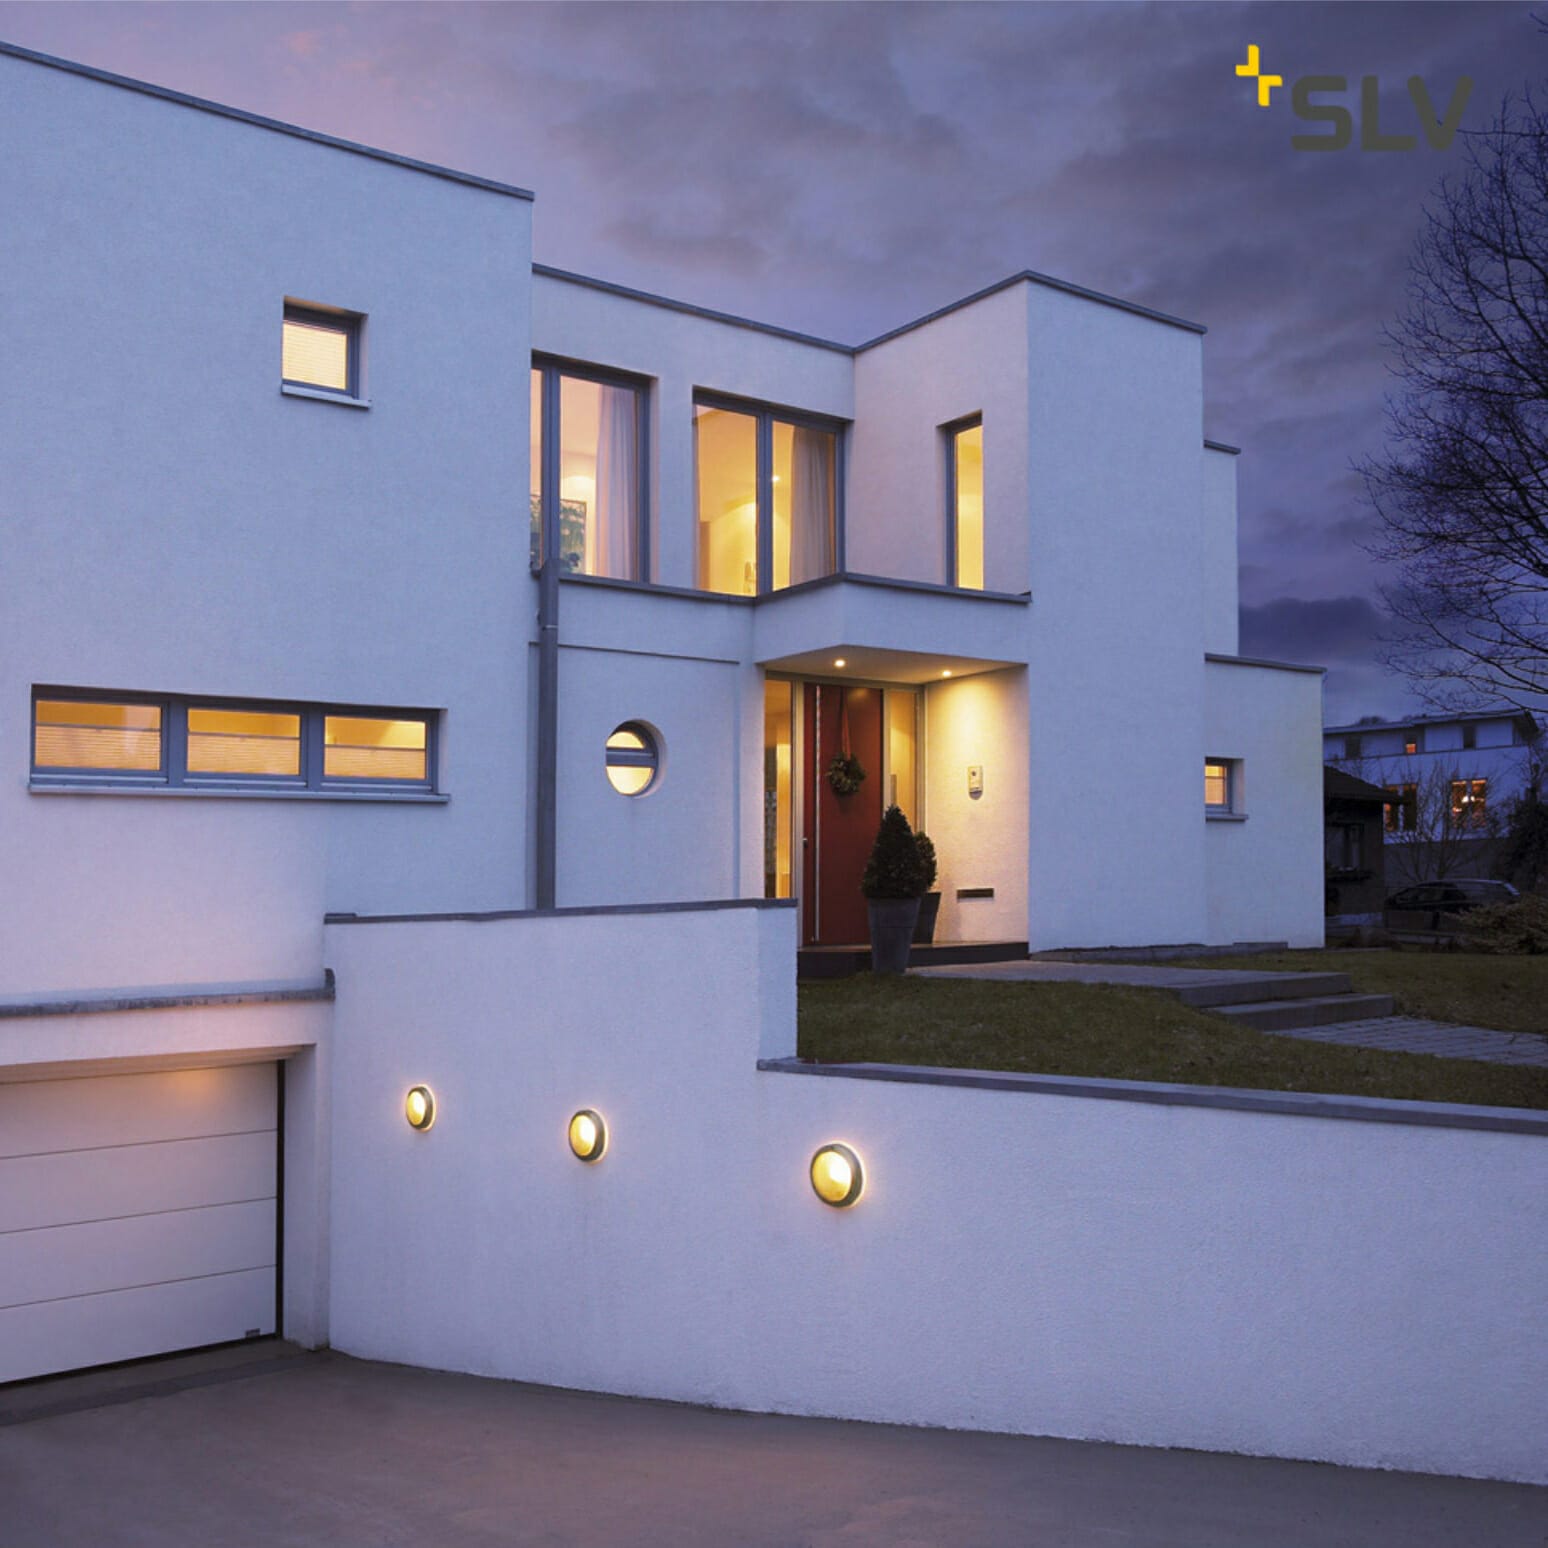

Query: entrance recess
802;684;884;946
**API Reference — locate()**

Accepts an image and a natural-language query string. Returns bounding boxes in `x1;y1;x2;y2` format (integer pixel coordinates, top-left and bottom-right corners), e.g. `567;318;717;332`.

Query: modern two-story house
0;41;1324;1386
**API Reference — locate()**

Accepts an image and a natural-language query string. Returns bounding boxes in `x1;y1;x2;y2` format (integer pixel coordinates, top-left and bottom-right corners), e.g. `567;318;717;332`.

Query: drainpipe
534;369;561;910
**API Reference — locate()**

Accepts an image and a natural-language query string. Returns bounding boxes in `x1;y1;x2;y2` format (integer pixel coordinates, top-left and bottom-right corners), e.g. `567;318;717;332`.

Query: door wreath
825;691;866;796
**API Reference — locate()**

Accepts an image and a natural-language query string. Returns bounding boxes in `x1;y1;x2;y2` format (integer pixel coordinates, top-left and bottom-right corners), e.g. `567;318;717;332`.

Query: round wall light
809;1142;864;1208
568;1108;608;1163
404;1085;436;1132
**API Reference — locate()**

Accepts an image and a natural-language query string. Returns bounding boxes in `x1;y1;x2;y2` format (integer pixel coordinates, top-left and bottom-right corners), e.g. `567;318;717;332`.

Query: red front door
802;684;884;946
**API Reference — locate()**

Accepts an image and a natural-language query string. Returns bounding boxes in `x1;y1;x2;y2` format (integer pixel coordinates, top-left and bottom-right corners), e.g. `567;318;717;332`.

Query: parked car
1383;879;1519;931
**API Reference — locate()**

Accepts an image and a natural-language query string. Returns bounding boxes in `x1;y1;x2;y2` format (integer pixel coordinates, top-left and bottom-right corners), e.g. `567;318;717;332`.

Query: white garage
0;1062;280;1384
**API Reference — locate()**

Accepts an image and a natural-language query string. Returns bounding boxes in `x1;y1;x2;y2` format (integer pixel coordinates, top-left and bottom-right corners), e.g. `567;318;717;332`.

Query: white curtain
589;385;638;579
790;427;834;585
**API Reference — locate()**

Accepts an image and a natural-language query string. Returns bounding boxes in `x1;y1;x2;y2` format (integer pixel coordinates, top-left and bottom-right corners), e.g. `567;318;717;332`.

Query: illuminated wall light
809;1142;864;1208
941;669;953;678
568;1108;608;1163
833;658;847;669
404;1085;436;1132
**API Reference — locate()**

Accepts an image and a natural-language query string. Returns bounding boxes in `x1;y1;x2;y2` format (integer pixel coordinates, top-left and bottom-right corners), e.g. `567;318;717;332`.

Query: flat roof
0;39;534;201
1326;707;1536;734
11;39;1231;441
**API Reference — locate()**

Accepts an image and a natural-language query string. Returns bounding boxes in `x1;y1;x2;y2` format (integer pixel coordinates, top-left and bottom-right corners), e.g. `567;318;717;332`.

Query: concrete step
1214;993;1397;1032
1173;973;1353;1009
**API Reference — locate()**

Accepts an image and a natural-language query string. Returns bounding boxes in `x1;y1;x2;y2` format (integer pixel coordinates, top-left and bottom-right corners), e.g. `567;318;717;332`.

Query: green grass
1159;949;1548;1036
797;975;1548;1111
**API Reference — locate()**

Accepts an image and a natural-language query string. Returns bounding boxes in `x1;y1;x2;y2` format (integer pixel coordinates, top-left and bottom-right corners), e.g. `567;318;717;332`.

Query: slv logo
1235;45;1472;151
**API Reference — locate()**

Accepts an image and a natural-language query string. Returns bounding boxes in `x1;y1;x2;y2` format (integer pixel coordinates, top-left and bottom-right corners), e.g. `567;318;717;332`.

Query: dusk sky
1;1;1533;722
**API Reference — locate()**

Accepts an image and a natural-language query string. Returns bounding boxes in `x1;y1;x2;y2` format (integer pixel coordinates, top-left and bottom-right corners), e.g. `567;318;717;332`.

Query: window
694;395;840;595
605;722;660;796
282;303;362;400
763;680;793;898
1344;733;1363;759
945;416;983;590
1461;723;1477;750
1450;778;1487;827
1325;823;1364;872
33;698;162;777
1204;759;1234;813
1384;783;1418;833
530;359;647;580
31;691;436;795
1403;738;1418;755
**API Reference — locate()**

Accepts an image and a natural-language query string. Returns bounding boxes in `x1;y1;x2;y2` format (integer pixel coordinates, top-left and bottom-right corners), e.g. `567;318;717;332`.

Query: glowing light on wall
809;1143;864;1208
568;1109;608;1163
404;1085;436;1131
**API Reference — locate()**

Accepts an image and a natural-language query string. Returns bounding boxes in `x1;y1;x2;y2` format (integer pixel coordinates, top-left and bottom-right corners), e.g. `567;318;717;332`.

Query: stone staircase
1170;971;1395;1032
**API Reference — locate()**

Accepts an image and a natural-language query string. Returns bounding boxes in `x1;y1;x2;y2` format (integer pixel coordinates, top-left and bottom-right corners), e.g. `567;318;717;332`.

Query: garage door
0;1063;279;1384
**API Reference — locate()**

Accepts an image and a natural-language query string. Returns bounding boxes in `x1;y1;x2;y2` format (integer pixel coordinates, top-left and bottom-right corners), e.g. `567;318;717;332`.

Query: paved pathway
3;1352;1545;1547
1273;1016;1548;1067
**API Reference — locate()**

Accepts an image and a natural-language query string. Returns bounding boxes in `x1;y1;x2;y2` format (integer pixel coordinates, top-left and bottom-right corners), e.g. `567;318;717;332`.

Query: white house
1324;708;1542;834
0;43;1328;1390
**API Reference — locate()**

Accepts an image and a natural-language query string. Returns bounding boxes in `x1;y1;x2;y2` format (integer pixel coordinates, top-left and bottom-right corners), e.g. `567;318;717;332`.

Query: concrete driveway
2;1349;1545;1547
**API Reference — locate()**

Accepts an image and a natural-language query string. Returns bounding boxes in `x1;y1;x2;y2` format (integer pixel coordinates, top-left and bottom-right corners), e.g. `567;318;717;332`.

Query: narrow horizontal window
324;716;429;784
32;691;436;796
33;698;162;774
187;708;301;778
283;303;362;398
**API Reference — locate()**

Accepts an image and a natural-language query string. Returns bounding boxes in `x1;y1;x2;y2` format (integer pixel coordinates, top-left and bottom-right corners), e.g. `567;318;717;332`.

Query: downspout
534;367;561;910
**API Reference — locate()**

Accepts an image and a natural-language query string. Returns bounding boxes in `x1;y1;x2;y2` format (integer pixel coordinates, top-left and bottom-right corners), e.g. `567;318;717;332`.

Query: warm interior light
405;1085;435;1132
568;1108;607;1163
809;1142;864;1208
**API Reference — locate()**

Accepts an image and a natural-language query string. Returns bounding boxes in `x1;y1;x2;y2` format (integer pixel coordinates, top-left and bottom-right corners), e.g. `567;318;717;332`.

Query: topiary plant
914;831;938;892
861;804;928;900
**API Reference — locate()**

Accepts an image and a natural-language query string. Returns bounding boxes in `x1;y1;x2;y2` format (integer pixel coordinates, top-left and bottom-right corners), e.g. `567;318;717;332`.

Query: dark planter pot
913;891;942;945
867;897;922;975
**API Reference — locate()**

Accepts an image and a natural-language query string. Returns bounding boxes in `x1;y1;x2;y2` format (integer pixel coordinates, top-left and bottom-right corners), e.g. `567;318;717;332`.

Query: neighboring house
1323;709;1542;884
0;43;1325;1384
1323;767;1388;923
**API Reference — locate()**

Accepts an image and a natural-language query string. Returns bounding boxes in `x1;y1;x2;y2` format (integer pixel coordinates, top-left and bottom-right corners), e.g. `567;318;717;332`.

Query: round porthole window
605;722;660;796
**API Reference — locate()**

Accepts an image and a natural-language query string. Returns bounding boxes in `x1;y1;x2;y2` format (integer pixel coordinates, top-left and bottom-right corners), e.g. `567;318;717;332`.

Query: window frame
30;687;439;797
531;355;652;582
692;389;846;596
943;413;983;590
1204;757;1237;815
603;719;661;797
282;301;364;402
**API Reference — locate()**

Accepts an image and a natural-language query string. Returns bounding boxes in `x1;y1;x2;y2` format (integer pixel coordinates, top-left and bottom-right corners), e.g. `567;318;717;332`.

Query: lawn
797;974;1548;1111
1160;949;1548;1036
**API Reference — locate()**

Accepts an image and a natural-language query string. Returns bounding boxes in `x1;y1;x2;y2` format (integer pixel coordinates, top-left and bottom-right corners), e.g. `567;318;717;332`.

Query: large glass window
531;360;646;580
695;403;758;595
947;417;983;590
695;396;840;595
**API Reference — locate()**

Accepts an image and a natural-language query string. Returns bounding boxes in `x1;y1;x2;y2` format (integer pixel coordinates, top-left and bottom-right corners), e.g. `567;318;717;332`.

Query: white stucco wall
1201;447;1241;656
0;56;533;994
323;905;1548;1485
1023;289;1209;948
1205;659;1326;946
531;273;853;591
849;286;1031;590
921;669;1029;943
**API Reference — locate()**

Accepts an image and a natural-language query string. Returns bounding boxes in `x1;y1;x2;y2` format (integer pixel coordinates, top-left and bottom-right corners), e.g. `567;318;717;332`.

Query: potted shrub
912;832;941;944
861;804;928;974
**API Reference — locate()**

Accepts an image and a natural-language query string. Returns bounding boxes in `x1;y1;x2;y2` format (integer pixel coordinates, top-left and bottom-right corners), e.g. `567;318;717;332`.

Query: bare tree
1365;92;1548;715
